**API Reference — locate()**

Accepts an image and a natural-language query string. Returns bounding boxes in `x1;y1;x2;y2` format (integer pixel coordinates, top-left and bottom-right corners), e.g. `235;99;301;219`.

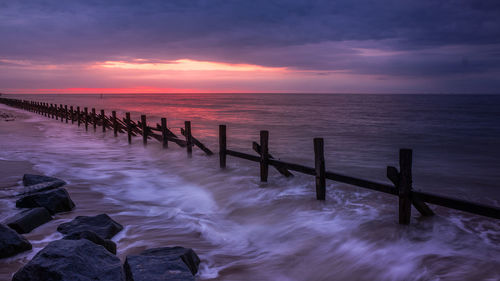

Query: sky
1;0;499;94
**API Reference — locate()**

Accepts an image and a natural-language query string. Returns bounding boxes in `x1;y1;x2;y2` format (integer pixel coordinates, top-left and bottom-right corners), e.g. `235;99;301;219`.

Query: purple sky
1;0;499;93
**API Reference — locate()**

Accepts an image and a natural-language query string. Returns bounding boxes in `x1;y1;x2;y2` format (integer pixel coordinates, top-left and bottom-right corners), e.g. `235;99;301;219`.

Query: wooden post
65;105;68;123
219;125;226;168
260;130;269;182
60;104;63;122
70;106;74;124
112;111;118;137
141;115;147;145
314;138;326;200
77;106;81;127
126;112;132;144
92;108;96;131
398;149;412;225
161;118;168;148
101;109;106;132
84;107;88;131
185;121;192;157
55;104;58;120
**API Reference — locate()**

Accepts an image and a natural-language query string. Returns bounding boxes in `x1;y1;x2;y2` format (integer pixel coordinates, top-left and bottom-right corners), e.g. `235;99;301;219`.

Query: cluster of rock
1;175;201;281
1;174;73;258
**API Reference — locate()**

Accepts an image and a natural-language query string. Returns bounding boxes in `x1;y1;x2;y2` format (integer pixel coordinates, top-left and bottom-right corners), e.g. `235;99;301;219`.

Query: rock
12;239;124;281
16;188;75;215
0;223;32;259
5;207;52;234
57;214;123;239
63;230;117;254
17;180;66;196
124;247;200;281
22;174;66;187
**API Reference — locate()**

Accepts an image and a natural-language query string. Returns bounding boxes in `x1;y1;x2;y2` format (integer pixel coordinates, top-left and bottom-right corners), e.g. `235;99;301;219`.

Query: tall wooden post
65;105;68;123
77;106;81;127
59;104;63;122
219;125;226;168
260;130;269;182
55;104;58;120
101;109;106;132
70;106;74;124
84;107;89;131
141;115;147;145
314;138;326;200
185;121;192;157
398;149;412;225
161;118;168;148
126;112;132;144
112;111;118;137
92;108;96;131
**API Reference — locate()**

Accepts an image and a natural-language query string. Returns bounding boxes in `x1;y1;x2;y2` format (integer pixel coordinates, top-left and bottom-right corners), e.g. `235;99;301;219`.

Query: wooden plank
226;149;260;162
399;149;412;225
260;130;269;182
413;191;500;219
141;115;147;145
181;128;213;155
77;106;81;127
84;107;89;131
161;118;168;148
219;125;226;168
126;112;132;144
253;142;293;177
314;138;326;200
185;121;193;157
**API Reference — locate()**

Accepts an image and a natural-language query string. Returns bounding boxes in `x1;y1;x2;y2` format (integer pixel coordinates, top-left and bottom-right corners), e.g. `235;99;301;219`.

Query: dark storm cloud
1;0;500;77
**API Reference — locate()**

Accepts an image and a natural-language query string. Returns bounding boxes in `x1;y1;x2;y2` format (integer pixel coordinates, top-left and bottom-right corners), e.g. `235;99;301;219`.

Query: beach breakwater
1;97;498;226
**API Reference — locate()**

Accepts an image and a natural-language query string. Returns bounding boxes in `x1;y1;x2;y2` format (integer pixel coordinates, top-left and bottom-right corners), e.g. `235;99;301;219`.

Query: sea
0;93;499;280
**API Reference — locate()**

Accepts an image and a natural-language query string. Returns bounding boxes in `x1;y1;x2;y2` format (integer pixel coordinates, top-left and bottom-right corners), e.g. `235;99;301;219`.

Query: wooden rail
1;97;499;225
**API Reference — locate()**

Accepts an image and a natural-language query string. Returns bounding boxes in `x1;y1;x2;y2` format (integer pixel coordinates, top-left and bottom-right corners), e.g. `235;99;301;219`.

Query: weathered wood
253;142;293;177
65;105;68;123
314;138;326;200
112;111;118;136
69;106;74;124
185;121;193;156
126;112;132;144
219;125;226;168
226;149;260;162
181;128;213;155
101;110;106;132
156;123;178;138
161;118;168;148
387;166;433;216
60;104;63;122
84;107;89;131
77;106;81;127
92;108;97;131
260;130;269;183
398;149;412;225
413;191;500;219
141;115;147;145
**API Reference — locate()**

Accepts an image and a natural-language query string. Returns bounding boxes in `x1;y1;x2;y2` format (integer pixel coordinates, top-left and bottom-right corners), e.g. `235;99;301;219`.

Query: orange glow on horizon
94;59;288;72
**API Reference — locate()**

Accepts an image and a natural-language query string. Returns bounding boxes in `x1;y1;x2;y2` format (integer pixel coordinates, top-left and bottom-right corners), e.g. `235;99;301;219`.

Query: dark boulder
22;174;66;187
0;223;32;259
63;230;117;254
5;207;52;234
16;188;75;215
12;239;125;281
57;214;123;239
17;180;66;196
124;247;200;281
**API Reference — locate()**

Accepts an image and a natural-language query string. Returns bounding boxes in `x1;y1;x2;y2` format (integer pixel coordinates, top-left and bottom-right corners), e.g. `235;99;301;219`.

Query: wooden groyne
1;97;499;225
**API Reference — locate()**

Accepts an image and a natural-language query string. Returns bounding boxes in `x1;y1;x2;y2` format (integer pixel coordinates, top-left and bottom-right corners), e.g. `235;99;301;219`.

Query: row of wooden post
2;98;499;225
219;125;418;224
3;99;197;156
